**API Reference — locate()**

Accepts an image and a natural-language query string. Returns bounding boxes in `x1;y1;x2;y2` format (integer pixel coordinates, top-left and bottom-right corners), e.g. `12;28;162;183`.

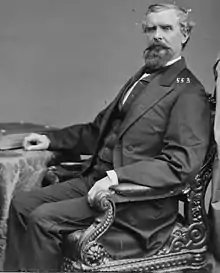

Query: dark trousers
3;175;97;272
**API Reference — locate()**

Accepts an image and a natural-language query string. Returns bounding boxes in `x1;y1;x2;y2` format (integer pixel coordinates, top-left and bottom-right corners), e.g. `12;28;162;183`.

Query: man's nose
153;29;163;41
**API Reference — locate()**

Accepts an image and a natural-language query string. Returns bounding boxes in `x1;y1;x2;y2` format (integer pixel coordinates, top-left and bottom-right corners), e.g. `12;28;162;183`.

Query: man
4;3;211;272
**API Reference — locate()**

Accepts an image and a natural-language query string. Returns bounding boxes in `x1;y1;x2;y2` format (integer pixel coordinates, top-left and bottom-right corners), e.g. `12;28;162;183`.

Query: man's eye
162;26;172;31
143;27;155;33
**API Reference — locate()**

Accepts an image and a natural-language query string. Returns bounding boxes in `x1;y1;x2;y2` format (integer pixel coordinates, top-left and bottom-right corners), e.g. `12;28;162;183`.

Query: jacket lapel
118;57;187;139
98;77;133;136
98;66;149;136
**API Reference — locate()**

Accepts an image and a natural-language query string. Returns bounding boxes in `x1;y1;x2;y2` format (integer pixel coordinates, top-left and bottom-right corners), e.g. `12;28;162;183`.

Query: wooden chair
46;94;216;273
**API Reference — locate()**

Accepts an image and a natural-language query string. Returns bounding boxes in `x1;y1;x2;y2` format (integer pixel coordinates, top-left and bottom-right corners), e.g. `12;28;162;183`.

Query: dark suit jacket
47;58;211;189
46;57;211;256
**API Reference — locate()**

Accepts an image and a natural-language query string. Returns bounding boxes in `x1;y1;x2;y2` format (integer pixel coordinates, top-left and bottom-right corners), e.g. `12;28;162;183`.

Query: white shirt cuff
106;170;119;185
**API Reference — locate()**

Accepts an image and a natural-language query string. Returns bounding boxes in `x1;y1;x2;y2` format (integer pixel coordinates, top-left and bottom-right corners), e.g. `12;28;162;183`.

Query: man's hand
23;133;50;151
88;176;115;205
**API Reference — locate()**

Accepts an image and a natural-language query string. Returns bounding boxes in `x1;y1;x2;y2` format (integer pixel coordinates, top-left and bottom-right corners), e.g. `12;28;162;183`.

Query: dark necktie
119;75;150;112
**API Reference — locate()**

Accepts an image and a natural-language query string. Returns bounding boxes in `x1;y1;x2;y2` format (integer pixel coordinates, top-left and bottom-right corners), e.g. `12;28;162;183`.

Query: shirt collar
165;56;182;67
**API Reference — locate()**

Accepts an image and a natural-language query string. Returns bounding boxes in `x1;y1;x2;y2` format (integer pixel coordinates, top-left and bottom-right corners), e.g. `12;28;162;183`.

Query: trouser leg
3;176;92;271
21;196;96;271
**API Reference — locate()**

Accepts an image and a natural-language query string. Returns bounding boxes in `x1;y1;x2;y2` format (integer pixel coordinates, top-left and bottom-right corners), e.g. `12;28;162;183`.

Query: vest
91;78;149;181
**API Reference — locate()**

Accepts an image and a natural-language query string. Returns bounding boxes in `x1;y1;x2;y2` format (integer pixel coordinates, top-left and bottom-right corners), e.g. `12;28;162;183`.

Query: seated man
4;3;211;272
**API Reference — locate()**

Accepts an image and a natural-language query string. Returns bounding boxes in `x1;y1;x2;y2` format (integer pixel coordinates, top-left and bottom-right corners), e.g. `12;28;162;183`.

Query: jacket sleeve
115;86;211;188
45;103;111;155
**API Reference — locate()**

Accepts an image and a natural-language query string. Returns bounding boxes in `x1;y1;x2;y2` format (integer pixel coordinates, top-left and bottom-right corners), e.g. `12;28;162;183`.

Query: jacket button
127;145;133;151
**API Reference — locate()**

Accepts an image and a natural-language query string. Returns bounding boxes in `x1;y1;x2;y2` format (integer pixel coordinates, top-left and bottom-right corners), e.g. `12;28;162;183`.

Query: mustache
145;42;170;52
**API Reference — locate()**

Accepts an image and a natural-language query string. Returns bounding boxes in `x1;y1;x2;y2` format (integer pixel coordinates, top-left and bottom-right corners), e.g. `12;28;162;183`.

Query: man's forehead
145;9;179;25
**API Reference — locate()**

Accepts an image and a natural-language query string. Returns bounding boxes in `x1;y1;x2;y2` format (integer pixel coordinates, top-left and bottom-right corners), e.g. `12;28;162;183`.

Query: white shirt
107;56;182;185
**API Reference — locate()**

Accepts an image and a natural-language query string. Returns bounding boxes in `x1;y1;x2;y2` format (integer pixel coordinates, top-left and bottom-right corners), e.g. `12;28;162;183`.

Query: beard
143;43;174;71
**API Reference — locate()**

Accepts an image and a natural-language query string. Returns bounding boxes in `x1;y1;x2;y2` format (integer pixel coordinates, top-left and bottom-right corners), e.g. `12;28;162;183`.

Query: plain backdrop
0;0;218;127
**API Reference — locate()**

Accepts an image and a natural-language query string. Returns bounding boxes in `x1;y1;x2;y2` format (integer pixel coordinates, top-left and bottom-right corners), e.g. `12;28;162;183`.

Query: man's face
143;9;187;70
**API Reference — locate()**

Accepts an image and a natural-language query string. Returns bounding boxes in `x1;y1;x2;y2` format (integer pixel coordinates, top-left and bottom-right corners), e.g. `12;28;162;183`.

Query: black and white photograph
0;0;219;272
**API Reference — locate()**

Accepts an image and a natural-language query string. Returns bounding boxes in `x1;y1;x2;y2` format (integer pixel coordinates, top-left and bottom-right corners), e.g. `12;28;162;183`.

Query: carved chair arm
108;182;189;203
89;189;115;212
65;190;116;267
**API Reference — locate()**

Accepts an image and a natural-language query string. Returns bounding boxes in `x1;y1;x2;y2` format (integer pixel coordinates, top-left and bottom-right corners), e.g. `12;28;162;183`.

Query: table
0;149;54;238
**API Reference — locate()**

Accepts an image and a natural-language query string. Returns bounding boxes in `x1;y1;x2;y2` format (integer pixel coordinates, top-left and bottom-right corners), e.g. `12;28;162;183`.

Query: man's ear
181;32;190;49
213;52;220;80
182;33;189;45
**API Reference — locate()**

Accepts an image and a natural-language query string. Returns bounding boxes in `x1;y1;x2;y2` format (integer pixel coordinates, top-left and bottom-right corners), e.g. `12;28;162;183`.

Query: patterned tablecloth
0;149;54;237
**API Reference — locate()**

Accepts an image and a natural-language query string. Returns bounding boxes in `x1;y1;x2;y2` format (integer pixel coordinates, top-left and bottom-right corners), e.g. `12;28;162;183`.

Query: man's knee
10;191;29;216
6;192;32;231
8;190;44;228
28;203;55;231
10;188;45;219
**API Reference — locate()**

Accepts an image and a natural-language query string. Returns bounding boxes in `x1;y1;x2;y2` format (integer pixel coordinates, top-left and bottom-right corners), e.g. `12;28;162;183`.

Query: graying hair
143;3;195;49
